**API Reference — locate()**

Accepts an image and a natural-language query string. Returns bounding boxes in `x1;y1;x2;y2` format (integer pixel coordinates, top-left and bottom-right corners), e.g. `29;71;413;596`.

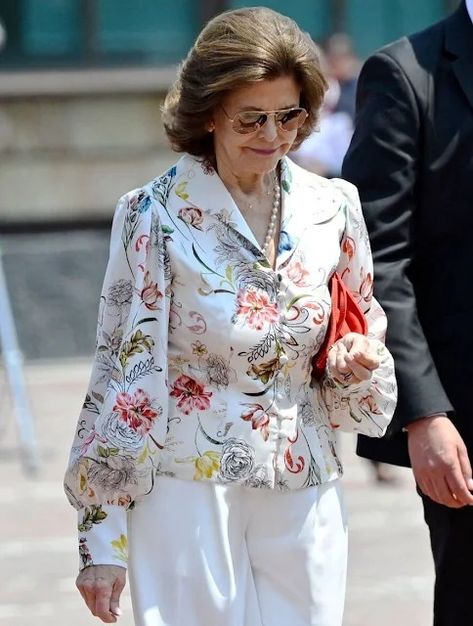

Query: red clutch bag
311;272;368;380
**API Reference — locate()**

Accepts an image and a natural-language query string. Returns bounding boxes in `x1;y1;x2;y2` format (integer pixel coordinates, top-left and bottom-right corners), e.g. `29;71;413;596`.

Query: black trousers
421;492;473;626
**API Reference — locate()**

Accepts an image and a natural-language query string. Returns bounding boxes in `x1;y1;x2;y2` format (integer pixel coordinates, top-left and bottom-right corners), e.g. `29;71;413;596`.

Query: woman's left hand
327;332;380;385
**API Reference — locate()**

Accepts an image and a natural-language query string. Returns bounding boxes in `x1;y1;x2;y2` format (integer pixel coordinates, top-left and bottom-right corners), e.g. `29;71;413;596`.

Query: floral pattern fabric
64;154;396;570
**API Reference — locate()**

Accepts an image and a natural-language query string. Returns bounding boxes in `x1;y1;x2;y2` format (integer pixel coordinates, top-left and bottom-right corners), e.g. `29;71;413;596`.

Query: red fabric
312;272;368;380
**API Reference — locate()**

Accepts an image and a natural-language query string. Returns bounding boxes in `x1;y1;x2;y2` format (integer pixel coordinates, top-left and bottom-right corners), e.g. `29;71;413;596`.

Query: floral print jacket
64;154;396;570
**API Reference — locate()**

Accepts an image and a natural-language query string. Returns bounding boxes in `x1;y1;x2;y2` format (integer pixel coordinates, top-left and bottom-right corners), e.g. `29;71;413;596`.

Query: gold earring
208;123;215;133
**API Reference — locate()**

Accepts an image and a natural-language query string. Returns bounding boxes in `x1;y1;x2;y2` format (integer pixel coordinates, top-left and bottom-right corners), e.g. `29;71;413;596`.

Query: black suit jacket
342;1;473;466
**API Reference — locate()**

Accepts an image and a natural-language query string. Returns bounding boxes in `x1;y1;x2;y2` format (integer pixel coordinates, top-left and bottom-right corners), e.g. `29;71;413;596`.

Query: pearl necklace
262;176;281;255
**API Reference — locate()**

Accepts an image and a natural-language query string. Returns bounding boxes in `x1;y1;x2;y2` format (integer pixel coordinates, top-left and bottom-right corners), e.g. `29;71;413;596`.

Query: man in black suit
342;1;473;623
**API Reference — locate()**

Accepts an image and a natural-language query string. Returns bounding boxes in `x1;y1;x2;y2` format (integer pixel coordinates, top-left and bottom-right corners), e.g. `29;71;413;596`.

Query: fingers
408;416;473;509
328;334;380;383
435;477;464;509
444;450;473;506
76;566;126;623
416;473;460;508
327;343;348;377
414;456;473;508
77;575;98;617
345;354;373;381
327;342;361;385
82;577;116;623
458;444;473;492
348;349;380;370
444;471;473;507
334;342;351;376
110;577;125;618
94;578;117;623
346;336;380;379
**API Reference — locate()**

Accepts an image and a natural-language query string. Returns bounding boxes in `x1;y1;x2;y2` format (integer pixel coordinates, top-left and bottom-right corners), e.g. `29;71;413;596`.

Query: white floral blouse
64;154;396;570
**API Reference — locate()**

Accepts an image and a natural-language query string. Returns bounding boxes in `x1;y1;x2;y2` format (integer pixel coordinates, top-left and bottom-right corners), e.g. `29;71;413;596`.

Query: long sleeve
319;178;397;436
64;188;171;570
342;51;453;429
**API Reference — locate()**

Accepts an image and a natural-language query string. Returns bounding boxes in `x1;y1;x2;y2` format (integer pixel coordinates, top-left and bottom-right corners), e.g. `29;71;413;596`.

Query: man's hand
406;415;473;508
76;564;126;623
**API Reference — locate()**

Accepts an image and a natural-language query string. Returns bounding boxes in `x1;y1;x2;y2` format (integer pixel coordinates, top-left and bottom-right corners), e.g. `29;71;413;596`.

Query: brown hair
162;7;327;161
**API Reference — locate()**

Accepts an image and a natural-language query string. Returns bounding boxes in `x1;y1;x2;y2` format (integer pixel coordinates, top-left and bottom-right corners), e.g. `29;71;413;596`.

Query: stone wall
0;69;177;359
0;68;176;225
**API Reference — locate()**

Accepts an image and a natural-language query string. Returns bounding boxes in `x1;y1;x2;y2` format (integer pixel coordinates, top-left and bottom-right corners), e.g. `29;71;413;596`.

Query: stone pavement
0;360;434;626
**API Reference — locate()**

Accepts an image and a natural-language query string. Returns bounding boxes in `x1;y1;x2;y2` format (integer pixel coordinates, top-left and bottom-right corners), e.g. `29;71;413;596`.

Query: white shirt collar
466;0;473;24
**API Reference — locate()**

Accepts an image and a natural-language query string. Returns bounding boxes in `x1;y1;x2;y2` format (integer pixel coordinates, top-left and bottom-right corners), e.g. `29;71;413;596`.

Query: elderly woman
64;7;396;626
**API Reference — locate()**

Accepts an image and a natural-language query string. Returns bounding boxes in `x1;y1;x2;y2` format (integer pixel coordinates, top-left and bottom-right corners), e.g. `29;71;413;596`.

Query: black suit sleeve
342;50;454;431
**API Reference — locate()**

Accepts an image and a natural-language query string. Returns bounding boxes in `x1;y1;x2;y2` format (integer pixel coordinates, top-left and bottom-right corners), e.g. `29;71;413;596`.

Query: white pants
128;477;347;626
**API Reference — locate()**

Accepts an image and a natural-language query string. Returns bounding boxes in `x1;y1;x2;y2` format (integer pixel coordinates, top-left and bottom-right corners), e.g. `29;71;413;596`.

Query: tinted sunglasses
221;106;308;134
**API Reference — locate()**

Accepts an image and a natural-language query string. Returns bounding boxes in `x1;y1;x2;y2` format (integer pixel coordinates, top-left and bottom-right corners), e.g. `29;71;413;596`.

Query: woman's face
211;75;302;177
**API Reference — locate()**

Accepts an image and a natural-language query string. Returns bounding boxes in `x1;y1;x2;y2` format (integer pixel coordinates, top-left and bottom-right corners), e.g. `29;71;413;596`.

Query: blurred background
0;1;461;625
0;0;462;359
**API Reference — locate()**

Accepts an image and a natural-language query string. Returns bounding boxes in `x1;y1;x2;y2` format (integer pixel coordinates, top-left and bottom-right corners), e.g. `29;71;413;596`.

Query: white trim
466;0;473;25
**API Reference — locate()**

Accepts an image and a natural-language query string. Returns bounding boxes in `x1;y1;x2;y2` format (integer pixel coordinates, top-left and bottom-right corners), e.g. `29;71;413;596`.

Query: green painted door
21;0;82;56
345;0;446;57
228;0;331;40
97;0;198;64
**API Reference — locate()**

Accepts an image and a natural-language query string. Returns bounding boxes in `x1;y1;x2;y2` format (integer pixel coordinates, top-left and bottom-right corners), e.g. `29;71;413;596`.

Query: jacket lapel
444;1;473;113
170;155;342;272
278;158;342;268
171;154;262;256
174;154;305;267
277;158;305;267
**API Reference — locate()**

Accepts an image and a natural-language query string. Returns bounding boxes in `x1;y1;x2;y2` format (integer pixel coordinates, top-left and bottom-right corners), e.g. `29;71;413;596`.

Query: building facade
1;0;460;70
0;0;461;359
0;0;461;225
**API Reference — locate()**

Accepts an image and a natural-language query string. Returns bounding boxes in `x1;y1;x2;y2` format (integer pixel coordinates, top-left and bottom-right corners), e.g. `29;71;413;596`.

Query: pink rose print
286;259;310;287
236;287;278;330
305;301;325;325
135;233;150;253
342;236;356;262
140;271;163;310
284;432;305;474
359;269;373;303
240;404;271;441
170;374;213;415
79;427;107;456
178;207;204;230
113;389;159;435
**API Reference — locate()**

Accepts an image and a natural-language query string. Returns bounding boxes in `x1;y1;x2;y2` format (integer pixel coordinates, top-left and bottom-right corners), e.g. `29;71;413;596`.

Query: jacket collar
172;154;322;270
444;0;473;112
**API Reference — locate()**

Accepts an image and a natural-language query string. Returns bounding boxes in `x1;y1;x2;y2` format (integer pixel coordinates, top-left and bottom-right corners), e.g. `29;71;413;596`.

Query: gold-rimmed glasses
221;106;308;134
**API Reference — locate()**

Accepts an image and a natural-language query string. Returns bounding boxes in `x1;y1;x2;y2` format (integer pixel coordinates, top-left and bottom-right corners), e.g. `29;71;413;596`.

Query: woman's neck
215;154;276;194
218;171;278;218
214;157;281;257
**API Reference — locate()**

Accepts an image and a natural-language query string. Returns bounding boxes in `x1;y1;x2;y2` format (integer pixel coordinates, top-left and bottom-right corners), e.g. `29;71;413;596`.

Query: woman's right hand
327;332;380;384
76;564;126;623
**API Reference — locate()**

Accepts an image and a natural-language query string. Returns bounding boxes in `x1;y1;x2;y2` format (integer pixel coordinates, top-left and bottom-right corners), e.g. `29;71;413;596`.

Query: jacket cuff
400;411;450;432
77;504;128;571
